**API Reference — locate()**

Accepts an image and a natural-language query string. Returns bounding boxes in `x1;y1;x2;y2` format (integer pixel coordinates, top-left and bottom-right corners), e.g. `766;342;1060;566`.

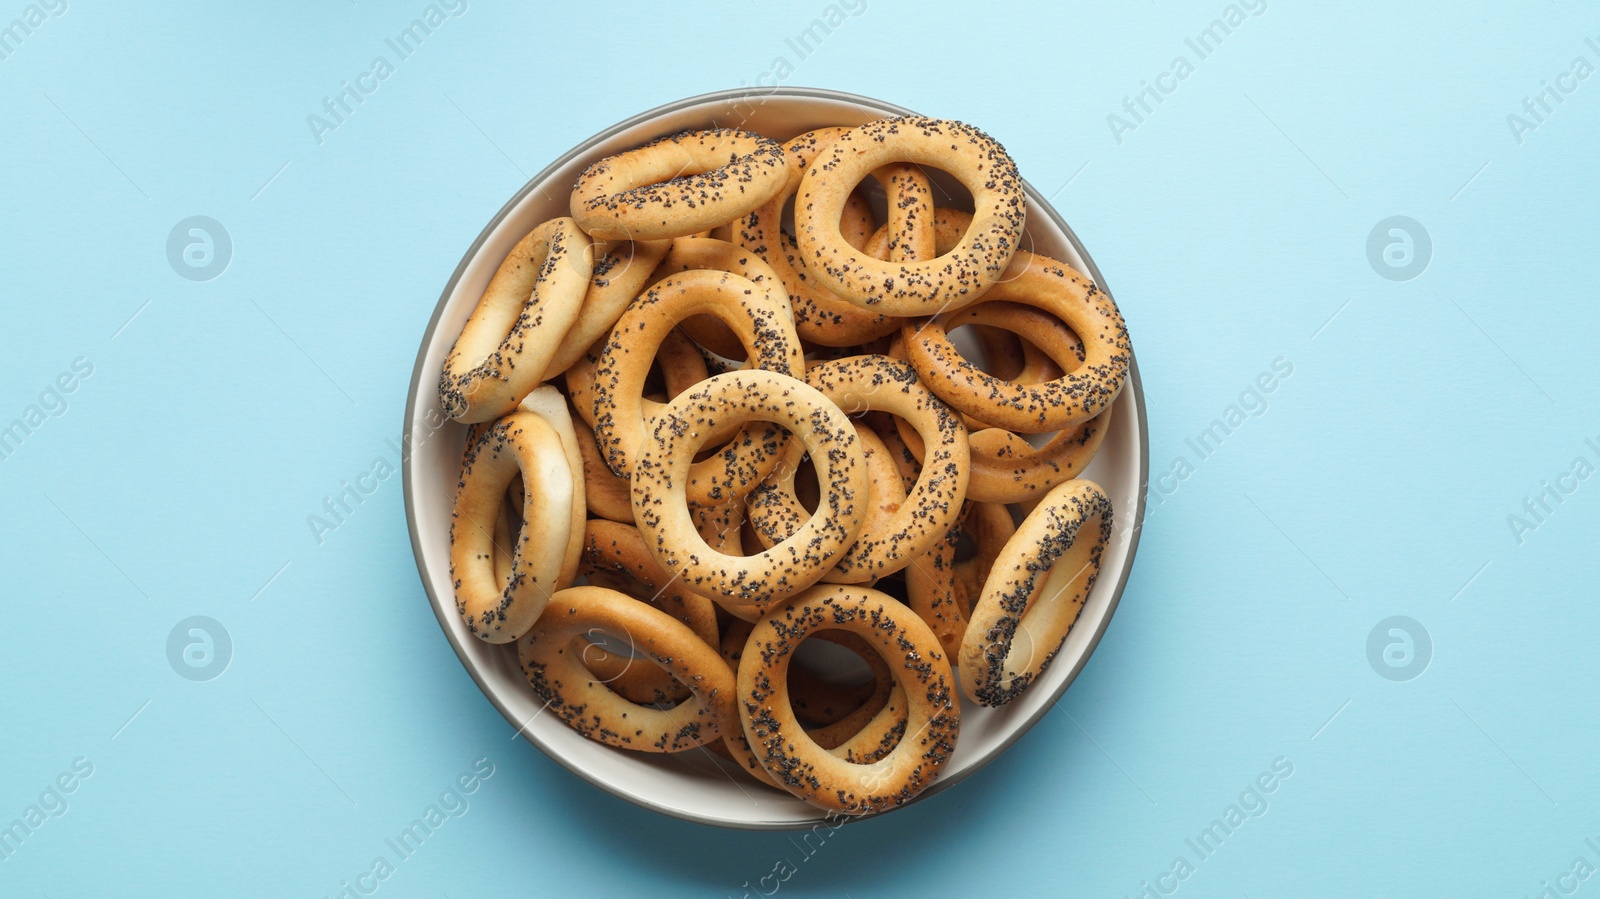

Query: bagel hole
794;453;821;514
779;181;878;250
947;322;1005;378
947;306;1086;451
678;316;748;368
920;165;974;216
575;627;695;712
787;630;881;731
871;574;910;605
791;633;875;693
641;360;668;404
584;628;641;660
952;528;980;565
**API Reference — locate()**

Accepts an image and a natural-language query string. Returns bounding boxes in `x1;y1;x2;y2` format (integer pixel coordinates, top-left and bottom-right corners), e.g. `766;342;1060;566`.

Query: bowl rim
401;85;1149;830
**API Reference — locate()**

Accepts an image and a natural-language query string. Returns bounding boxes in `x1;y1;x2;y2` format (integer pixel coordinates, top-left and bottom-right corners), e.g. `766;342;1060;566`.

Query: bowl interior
403;88;1147;829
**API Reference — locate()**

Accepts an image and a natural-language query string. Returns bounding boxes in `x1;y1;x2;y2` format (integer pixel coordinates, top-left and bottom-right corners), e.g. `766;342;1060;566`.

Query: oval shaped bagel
450;412;575;643
937;299;1079;431
738;584;959;813
518;586;737;751
439;217;594;423
895;300;1113;503
904;252;1129;433
570;129;788;241
747;355;968;583
960;479;1113;706
631;370;868;606
794;117;1025;316
902;210;1131;433
592;269;804;505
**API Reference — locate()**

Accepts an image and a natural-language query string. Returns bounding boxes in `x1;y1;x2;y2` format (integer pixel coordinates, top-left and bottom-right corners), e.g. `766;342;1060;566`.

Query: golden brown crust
592;269;805;504
631;370;868;605
900;213;1130;434
518;586;737;751
732;128;909;348
540;238;671;380
959;479;1112;706
736;584;959;813
746;355;968;582
794;117;1025;316
651;236;791;361
450;412;574;642
573;411;633;524
570;129;789;241
440;218;595;422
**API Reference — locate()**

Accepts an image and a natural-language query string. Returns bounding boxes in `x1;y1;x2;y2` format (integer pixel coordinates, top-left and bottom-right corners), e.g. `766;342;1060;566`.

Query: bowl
402;87;1148;829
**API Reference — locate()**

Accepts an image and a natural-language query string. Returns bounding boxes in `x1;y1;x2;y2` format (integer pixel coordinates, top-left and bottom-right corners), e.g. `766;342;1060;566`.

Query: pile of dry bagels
438;115;1131;814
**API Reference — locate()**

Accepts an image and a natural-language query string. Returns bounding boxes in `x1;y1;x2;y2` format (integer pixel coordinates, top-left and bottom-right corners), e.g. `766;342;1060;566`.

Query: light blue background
3;1;1597;896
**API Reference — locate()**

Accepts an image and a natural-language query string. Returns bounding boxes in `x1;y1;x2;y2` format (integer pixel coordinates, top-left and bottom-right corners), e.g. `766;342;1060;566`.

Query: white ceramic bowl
403;87;1148;829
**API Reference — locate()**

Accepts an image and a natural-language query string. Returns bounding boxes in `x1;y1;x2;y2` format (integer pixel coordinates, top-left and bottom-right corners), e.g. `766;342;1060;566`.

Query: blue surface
3;1;1597;896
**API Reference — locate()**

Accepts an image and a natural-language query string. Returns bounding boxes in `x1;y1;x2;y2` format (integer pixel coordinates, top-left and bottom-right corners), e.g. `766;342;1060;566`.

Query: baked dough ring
539;238;671;380
592;269;805;505
631;370;867;605
767;131;909;348
953;501;1016;606
895;300;1114;504
650;237;792;361
567;325;708;436
903;504;970;661
440;217;595;423
738;584;959;813
960;410;1113;504
518;586;736;751
747;355;968;583
960;479;1113;706
570;129;789;241
903;250;1130;433
573;412;633;523
735;128;935;347
450;412;575;642
720;620;903;751
516;386;587;589
745;418;906;586
579;519;718;647
794;117;1024;316
683;499;770;623
939;299;1078;431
